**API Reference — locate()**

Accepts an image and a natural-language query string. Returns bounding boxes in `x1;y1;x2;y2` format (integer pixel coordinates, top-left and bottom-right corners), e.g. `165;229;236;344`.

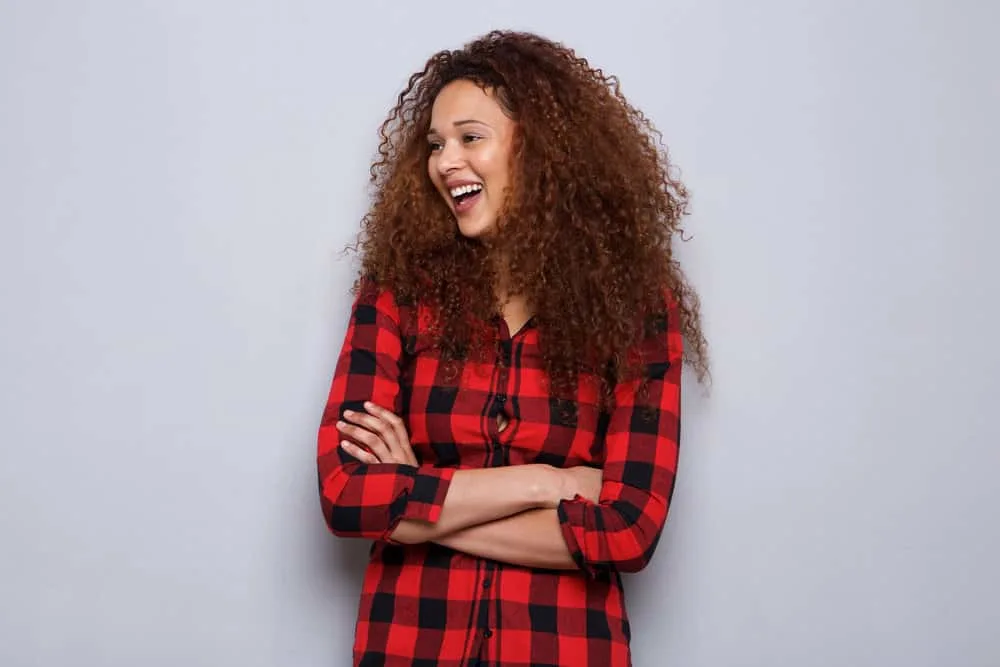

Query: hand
336;401;418;466
549;465;603;506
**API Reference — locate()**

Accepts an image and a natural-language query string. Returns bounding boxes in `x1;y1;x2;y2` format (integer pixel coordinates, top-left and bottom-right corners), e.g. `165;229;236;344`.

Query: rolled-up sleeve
557;296;682;576
317;279;454;541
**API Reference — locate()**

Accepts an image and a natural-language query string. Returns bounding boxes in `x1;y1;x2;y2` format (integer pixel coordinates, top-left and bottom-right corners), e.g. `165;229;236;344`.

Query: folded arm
381;465;557;544
433;508;577;570
318;280;681;573
556;301;683;576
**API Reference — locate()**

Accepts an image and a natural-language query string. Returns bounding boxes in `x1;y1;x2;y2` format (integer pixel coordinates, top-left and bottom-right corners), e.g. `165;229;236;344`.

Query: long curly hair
348;29;710;405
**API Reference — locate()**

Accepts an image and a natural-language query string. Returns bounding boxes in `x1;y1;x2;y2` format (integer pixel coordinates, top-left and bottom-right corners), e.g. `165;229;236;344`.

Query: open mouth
449;183;483;213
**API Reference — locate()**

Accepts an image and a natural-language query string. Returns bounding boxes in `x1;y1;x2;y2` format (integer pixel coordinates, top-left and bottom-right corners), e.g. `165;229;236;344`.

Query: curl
346;30;711;406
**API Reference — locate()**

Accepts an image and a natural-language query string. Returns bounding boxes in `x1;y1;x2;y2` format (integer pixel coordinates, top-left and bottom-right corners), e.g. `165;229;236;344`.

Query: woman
317;29;709;667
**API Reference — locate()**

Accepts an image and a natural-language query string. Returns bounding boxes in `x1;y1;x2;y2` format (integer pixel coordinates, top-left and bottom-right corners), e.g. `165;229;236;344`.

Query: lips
452;188;482;214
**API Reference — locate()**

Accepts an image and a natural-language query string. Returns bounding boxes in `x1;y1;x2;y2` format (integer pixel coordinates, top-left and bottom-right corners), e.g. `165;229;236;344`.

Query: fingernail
336;420;346;428
364;401;374;410
343;410;354;417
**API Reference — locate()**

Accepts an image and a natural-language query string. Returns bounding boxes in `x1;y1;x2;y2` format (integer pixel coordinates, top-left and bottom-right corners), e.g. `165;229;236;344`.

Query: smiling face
427;79;516;240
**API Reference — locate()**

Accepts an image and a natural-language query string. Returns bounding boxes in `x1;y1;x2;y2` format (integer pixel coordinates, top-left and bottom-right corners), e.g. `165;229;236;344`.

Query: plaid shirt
317;279;682;666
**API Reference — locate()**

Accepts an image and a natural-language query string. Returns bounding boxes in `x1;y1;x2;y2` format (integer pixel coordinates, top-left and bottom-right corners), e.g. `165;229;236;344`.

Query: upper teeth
450;183;482;198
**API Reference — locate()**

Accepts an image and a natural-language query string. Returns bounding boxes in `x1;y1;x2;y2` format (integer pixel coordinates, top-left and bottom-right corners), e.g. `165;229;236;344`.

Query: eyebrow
426;119;488;136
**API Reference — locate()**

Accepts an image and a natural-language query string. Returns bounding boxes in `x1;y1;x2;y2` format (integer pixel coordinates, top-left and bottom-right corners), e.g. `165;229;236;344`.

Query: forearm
432;509;579;570
389;464;554;544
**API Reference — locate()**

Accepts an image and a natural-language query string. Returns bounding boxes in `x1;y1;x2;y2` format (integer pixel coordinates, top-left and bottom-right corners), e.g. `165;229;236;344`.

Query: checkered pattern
317;279;683;666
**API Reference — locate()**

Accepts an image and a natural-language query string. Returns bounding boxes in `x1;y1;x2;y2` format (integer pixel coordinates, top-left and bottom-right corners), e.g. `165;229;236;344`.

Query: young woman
317;29;709;667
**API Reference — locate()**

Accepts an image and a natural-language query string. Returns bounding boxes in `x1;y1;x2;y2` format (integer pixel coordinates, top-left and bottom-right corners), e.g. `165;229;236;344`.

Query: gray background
2;1;998;665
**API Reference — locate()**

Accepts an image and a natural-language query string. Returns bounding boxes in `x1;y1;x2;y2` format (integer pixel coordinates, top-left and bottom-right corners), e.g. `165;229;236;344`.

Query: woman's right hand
546;465;603;506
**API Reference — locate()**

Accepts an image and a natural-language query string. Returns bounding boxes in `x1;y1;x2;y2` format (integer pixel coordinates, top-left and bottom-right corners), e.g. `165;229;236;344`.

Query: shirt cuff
557;495;604;578
402;465;456;524
381;465;456;543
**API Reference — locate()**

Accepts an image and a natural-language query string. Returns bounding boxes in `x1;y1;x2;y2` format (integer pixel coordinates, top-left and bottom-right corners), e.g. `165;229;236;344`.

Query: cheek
486;145;512;181
477;153;502;185
428;167;447;197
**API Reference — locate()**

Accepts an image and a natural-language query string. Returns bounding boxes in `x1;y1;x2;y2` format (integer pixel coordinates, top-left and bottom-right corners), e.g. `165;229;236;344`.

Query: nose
436;138;465;175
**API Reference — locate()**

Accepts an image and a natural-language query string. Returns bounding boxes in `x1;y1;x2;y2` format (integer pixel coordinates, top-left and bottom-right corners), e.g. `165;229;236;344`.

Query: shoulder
629;287;683;364
638;287;682;337
351;274;424;340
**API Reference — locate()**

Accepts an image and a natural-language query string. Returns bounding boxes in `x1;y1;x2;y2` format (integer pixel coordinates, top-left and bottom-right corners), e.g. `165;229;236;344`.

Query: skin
338;403;601;568
426;79;515;241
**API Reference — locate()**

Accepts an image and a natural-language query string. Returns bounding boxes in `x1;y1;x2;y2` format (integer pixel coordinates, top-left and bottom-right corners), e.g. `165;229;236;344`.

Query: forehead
429;79;510;128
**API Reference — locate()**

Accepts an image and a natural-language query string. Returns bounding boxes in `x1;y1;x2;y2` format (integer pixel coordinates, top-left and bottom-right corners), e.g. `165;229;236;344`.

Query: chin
456;215;497;240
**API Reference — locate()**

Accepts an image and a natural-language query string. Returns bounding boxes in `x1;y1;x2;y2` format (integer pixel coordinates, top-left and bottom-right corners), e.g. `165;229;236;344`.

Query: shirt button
482;578;491;589
496;394;506;403
483;628;493;638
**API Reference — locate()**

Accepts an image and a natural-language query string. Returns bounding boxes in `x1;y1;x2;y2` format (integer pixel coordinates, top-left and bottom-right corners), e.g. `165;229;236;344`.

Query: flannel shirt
317;279;682;666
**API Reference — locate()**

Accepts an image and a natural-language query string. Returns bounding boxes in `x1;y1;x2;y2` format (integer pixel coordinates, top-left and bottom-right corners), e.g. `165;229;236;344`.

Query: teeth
449;183;483;198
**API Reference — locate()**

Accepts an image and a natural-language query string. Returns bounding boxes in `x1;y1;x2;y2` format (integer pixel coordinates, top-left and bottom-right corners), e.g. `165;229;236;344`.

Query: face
427;79;515;240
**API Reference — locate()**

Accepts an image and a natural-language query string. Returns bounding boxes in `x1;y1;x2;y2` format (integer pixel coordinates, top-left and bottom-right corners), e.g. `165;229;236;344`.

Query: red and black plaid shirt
317;279;682;666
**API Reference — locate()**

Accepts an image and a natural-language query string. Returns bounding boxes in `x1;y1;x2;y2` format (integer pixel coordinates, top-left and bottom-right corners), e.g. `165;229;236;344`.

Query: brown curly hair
347;29;710;405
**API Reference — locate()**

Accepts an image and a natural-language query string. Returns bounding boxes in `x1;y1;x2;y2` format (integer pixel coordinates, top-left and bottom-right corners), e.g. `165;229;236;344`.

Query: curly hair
347;29;710;405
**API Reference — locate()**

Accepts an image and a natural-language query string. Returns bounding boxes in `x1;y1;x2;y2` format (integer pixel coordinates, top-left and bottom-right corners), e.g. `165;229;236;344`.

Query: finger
340;441;379;464
364;402;417;466
336;421;392;462
363;402;408;444
343;409;401;454
351;408;411;466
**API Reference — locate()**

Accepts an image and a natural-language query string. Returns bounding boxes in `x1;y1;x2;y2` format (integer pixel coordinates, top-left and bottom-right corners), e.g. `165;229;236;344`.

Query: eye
428;140;443;152
462;134;482;144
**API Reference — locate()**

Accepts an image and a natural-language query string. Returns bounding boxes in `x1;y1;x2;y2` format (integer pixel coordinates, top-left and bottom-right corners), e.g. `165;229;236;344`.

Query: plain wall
2;1;998;665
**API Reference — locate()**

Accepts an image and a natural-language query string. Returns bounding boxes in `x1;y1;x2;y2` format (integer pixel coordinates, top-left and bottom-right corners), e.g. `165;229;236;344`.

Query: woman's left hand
336;401;418;466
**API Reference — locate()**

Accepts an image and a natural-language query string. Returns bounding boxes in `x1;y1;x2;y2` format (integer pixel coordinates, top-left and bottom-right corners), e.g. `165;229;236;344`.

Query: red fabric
317;279;682;666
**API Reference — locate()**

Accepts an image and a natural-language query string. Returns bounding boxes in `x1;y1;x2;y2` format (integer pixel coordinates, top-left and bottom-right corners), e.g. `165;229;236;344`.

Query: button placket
475;564;497;651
